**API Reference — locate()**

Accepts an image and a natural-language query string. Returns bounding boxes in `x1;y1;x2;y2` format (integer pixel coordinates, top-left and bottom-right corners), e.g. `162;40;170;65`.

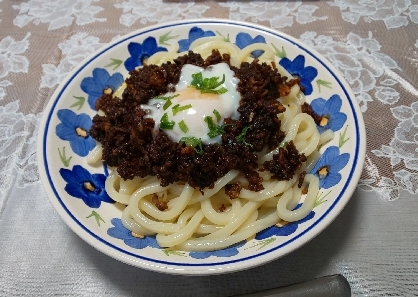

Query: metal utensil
233;274;351;297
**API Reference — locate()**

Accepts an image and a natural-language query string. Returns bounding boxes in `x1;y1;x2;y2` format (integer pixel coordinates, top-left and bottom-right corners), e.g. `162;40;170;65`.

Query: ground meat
233;60;287;151
121;62;182;105
152;194;168;211
176;143;231;190
225;181;242;199
204;49;224;65
174;51;205;67
89;50;306;192
245;170;264;192
298;171;306;188
148;132;182;186
262;141;307;180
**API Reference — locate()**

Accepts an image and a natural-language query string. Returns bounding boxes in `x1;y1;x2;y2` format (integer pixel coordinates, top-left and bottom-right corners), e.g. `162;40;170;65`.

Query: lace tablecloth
1;1;417;296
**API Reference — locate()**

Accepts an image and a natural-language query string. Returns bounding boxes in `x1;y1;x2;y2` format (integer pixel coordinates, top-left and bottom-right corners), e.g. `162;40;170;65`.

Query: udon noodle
87;36;333;252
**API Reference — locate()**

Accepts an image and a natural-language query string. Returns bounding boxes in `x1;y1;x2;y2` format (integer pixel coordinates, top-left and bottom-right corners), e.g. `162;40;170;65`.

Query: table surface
1;1;417;296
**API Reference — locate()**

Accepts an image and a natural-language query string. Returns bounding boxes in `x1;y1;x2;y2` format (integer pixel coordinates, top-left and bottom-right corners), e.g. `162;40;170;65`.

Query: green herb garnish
160;113;175;130
173;104;192;116
179;136;204;155
213;109;221;122
163;98;172;110
204;116;225;138
179;120;188;133
236;126;252;147
154;94;179;101
190;72;228;94
279;141;288;149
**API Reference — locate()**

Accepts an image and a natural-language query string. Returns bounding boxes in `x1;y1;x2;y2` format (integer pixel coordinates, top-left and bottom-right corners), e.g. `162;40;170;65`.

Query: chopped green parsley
236;126;252;147
163;98;172;110
204;116;225;138
179;120;188;133
213;109;221;122
179;136;204;155
190;72;228;94
279;141;289;149
160;113;175;130
172;104;192;116
154;94;180;101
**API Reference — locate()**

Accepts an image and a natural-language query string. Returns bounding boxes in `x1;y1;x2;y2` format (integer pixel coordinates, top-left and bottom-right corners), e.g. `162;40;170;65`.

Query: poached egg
142;63;240;145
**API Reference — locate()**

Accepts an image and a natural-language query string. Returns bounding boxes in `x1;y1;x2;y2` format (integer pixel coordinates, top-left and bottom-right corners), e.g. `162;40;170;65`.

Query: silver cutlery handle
235;274;351;297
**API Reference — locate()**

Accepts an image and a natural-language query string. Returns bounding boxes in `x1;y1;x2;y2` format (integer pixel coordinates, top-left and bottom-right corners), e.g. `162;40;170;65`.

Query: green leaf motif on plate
339;125;350;148
314;190;331;208
70;96;85;110
272;43;286;58
86;210;105;227
58;146;72;167
105;58;123;70
159;31;180;46
216;31;230;42
162;249;187;257
316;79;332;92
245;237;276;251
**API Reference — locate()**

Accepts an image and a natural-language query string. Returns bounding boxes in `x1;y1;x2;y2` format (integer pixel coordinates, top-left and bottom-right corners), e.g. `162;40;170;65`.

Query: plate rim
37;18;367;275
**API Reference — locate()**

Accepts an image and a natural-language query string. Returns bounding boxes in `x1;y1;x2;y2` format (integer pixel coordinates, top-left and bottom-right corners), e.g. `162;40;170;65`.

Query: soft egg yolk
142;63;240;145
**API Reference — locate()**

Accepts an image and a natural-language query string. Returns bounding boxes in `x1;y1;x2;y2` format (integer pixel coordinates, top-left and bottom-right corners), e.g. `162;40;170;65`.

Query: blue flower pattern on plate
107;218;160;249
255;205;315;240
124;37;167;71
59;165;114;208
310;94;347;134
80;68;124;110
235;32;266;58
189;241;246;259
55;109;96;157
178;26;215;52
279;55;318;95
310;146;350;189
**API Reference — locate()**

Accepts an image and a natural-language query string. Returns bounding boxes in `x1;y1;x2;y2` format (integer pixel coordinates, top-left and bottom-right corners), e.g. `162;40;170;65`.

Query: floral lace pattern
114;1;211;27
361;101;418;200
41;33;106;89
219;1;328;28
0;33;30;101
328;0;418;29
299;31;400;112
13;0;106;31
0;101;40;210
298;30;415;201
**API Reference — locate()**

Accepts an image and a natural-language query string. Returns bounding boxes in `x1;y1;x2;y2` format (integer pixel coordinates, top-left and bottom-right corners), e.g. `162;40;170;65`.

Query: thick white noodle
200;195;242;225
188;36;225;49
121;206;156;236
176;209;279;251
239;178;296;201
86;143;103;165
276;174;319;221
156;210;205;247
262;113;320;163
105;171;131;204
138;184;193;221
189;170;240;204
319;129;334;146
235;43;275;65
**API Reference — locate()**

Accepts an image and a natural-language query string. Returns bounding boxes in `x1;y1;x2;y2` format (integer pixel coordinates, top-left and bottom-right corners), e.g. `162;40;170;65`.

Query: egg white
142;63;240;145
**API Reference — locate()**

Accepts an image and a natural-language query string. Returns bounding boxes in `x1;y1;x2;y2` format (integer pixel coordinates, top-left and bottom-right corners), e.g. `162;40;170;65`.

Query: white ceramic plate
37;19;366;275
